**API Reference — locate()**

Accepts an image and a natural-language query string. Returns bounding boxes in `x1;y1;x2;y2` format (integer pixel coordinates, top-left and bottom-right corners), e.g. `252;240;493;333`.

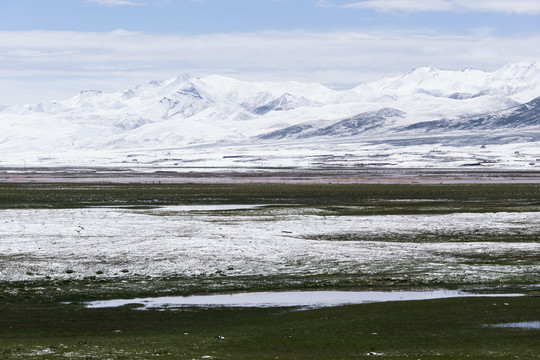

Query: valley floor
2;167;540;184
0;180;538;359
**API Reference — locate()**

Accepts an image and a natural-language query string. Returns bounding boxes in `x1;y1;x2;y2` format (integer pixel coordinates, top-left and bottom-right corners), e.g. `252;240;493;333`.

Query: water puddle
84;290;524;310
486;321;540;330
90;204;271;212
154;204;269;212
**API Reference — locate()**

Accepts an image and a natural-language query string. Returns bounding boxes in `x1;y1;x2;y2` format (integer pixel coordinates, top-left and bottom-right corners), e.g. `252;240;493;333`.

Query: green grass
305;231;540;243
0;296;538;359
1;183;540;210
2;274;538;308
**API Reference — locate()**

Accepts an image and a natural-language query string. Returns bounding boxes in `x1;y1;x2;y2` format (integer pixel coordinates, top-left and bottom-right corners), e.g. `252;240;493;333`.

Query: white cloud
456;0;540;14
0;29;539;105
328;0;540;15
341;0;454;12
86;0;141;6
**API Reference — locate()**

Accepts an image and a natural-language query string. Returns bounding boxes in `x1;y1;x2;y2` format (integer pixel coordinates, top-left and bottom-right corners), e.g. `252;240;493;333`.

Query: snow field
1;138;539;171
1;207;538;284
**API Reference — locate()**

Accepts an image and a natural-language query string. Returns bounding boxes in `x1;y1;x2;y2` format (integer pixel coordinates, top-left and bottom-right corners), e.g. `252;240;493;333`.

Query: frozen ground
1;138;540;171
1;206;538;285
2;165;540;186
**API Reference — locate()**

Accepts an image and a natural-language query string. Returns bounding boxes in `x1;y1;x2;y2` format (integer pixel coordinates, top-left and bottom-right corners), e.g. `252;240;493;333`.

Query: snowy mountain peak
164;73;196;86
497;61;539;70
159;74;202;93
405;66;440;77
121;89;137;100
352;62;540;102
148;80;163;87
250;93;319;115
492;61;540;80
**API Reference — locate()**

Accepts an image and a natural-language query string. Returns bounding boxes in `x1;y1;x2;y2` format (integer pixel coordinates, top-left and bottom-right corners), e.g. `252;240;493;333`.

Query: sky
1;0;540;106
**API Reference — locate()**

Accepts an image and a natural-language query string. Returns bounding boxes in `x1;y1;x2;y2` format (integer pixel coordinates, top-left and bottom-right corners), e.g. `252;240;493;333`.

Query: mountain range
1;62;539;169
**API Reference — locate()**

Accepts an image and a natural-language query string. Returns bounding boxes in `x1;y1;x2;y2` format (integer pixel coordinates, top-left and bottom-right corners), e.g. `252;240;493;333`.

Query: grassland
1;182;540;209
1;296;538;360
0;182;538;359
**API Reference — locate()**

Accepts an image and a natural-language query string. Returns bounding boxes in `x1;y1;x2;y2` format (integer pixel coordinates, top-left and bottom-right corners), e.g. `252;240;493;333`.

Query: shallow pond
487;321;540;330
84;290;524;310
153;204;268;211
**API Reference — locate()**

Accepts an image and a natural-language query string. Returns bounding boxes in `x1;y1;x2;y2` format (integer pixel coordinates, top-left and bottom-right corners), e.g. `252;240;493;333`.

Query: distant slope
259;108;405;140
403;96;540;132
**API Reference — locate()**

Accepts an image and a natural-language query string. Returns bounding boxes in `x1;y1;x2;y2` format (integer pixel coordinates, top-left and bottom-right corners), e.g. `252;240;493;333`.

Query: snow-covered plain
2;137;539;172
2;206;538;285
1;62;539;170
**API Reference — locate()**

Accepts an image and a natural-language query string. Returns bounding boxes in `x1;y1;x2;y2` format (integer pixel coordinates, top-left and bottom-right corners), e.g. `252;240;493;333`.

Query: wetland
0;177;539;359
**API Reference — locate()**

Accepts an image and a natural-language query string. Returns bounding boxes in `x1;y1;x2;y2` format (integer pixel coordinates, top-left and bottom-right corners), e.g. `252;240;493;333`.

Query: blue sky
2;0;539;35
1;0;540;105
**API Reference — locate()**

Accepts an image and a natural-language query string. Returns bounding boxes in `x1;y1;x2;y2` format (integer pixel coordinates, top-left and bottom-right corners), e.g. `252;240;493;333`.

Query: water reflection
84;290;524;310
487;321;540;330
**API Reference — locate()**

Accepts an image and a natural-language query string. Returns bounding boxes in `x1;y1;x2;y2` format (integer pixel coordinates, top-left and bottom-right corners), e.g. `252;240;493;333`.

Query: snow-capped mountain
403;96;540;133
259;108;406;140
354;62;540;104
0;62;539;169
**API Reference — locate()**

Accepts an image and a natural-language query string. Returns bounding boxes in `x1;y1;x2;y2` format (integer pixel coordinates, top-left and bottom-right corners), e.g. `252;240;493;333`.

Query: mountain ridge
1;62;539;169
402;96;540;133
